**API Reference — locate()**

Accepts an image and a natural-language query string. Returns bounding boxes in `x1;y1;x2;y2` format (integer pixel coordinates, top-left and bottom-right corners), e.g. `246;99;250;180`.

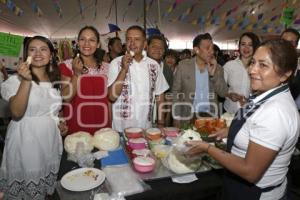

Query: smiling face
147;38;165;62
248;46;290;94
239;35;254;59
27;39;51;67
78;29;100;56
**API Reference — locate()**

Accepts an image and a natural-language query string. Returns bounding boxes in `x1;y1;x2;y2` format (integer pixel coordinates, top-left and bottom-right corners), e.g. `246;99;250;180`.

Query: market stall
56;120;229;200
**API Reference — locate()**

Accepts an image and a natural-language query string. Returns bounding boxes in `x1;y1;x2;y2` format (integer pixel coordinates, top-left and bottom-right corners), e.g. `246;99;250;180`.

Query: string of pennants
162;0;300;34
108;0;300;33
1;0;300;34
0;0;23;16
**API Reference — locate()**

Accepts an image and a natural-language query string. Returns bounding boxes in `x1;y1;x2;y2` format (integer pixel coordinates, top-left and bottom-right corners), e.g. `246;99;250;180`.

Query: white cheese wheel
93;128;120;151
176;129;201;148
64;131;93;154
167;149;202;174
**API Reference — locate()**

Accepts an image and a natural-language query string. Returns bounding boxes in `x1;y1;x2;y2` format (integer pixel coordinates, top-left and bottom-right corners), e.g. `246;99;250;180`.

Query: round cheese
93;128;120;151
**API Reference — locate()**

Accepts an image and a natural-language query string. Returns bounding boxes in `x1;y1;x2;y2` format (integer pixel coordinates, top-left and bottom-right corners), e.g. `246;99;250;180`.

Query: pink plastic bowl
128;138;147;150
163;127;179;137
125;127;144;139
132;149;151;157
133;156;155;173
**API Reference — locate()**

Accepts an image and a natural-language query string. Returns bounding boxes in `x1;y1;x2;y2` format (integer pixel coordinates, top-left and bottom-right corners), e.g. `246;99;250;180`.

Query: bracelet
206;144;211;153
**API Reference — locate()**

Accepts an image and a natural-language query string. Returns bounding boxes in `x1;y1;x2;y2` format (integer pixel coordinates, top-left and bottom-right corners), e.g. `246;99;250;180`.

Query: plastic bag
102;164;151;197
67;142;95;167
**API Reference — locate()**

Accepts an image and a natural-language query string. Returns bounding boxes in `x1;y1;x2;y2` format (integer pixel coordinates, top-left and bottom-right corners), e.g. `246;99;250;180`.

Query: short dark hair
280;28;300;46
165;49;179;64
193;33;212;47
238;32;260;52
108;37;121;51
147;35;168;51
126;25;146;38
259;39;297;82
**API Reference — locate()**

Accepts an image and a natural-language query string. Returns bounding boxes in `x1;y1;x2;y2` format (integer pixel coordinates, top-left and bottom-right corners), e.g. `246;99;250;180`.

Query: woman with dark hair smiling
0;36;65;199
223;32;260;114
60;26;111;135
186;39;300;200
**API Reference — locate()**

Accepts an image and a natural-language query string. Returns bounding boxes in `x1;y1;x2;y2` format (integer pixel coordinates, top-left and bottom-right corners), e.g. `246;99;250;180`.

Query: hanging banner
0;32;23;57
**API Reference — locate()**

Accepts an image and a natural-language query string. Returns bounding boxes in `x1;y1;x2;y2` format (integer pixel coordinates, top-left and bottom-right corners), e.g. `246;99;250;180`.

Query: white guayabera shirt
108;55;169;132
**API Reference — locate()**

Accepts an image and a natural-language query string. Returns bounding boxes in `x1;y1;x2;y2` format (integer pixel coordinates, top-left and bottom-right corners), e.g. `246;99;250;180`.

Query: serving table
56;142;224;200
56;126;226;200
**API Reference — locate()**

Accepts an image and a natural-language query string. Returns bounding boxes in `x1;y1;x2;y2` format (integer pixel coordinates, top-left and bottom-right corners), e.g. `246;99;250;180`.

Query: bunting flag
215;0;227;10
294;18;300;25
101;23;121;36
135;0;154;22
94;0;98;19
270;14;279;21
30;0;43;17
3;0;23;16
52;0;63;18
122;0;134;22
257;2;264;9
171;2;198;23
78;0;84;19
162;0;184;19
106;0;114;19
147;28;162;37
257;13;264;20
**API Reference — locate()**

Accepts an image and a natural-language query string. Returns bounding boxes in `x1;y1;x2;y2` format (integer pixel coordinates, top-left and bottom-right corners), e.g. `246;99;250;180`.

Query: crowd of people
0;25;299;200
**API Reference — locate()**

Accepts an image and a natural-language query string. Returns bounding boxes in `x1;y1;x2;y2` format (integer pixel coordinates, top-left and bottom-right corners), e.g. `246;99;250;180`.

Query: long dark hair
23;36;60;89
238;32;260;55
77;26;103;67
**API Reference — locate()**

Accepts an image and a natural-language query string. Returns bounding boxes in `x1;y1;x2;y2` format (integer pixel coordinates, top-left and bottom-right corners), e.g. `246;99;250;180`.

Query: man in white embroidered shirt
108;25;169;132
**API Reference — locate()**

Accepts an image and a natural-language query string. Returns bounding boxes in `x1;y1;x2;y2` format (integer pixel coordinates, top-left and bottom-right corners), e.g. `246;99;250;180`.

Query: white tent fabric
1;0;299;43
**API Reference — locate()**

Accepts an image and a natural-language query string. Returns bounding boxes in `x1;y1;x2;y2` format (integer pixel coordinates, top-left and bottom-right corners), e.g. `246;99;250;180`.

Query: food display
133;156;155;173
151;145;171;159
64;131;94;154
132;149;151;157
194;118;226;132
194;118;226;142
163;127;179;137
93;128;120;151
125;127;144;139
145;128;162;141
166;149;202;174
128;138;147;150
122;125;220;176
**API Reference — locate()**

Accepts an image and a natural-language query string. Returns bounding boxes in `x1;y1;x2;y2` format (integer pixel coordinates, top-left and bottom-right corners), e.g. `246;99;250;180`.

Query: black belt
260;181;284;192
